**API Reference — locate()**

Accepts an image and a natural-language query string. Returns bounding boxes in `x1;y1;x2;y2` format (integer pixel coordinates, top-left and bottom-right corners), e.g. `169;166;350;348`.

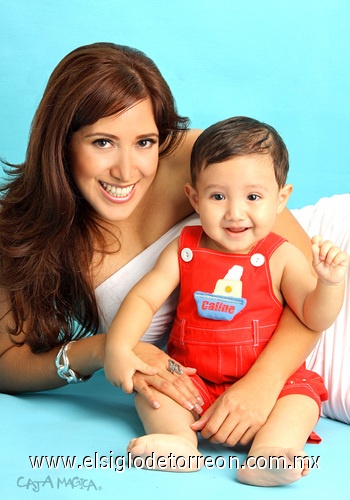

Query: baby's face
186;154;290;254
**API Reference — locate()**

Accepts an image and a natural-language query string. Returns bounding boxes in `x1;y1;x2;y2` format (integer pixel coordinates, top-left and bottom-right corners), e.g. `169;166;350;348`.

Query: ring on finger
168;359;183;375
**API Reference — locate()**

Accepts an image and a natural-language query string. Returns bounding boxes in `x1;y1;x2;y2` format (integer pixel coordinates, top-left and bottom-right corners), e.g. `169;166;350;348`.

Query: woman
0;42;322;445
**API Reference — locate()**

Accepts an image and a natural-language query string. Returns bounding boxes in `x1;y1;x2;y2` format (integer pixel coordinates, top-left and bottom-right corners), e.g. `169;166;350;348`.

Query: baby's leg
237;394;319;487
127;390;203;472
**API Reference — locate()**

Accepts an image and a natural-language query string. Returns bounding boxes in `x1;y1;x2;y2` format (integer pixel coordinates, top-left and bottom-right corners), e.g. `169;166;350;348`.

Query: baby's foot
127;434;203;472
237;447;311;486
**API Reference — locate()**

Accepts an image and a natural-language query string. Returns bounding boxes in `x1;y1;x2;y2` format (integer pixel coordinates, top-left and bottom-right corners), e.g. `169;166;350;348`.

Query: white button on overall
181;248;193;262
250;253;265;267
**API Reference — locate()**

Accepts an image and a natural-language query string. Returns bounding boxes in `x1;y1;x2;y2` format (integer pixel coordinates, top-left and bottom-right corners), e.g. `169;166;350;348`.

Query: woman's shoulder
160;129;202;178
153;129;202;224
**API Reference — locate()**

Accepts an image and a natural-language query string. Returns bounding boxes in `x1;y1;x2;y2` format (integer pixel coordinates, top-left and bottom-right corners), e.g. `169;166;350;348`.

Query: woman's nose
110;150;133;182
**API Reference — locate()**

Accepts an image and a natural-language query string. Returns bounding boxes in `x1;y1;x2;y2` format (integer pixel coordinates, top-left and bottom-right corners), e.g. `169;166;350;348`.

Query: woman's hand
105;348;158;394
132;342;203;414
191;375;278;447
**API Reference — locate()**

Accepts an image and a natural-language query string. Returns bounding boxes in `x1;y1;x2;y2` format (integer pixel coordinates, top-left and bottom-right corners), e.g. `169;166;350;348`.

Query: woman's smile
99;181;136;202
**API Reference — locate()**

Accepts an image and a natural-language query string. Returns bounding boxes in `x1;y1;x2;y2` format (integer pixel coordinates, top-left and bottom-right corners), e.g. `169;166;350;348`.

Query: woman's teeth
101;182;134;198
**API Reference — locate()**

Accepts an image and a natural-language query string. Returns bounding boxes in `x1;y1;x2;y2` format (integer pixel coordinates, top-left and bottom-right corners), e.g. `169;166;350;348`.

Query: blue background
1;4;350;498
1;0;349;208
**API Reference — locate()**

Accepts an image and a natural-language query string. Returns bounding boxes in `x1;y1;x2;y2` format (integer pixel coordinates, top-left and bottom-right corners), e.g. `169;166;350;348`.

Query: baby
105;117;348;486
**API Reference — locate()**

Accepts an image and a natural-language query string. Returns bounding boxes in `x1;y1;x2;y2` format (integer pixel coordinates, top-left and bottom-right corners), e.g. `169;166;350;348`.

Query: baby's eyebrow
244;184;269;191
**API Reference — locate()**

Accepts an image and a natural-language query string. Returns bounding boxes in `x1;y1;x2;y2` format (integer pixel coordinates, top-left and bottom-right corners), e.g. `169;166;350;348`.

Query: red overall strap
179;225;202;250
250;232;287;259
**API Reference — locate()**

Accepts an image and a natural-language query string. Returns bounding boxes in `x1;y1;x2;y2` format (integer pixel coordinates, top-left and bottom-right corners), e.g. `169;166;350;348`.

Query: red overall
168;226;327;441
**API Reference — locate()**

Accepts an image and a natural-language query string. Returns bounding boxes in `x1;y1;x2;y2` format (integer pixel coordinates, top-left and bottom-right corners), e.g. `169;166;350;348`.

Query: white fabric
95;213;200;347
292;194;350;423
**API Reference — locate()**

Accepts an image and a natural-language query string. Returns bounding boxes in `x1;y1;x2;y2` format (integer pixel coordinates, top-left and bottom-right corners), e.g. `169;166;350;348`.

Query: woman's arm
0;325;203;413
0;288;106;394
273;207;314;266
0;283;203;412
191;208;324;445
0;334;105;394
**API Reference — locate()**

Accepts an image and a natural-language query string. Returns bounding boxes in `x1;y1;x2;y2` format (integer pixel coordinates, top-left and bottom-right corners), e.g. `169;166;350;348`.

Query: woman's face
69;99;159;223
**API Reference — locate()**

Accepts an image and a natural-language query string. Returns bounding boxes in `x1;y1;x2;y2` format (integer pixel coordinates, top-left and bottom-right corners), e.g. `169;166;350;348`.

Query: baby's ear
184;183;200;213
276;183;293;214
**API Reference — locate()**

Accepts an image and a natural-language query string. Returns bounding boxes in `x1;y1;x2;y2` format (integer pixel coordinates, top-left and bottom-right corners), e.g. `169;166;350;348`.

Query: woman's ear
276;183;293;214
184;183;200;213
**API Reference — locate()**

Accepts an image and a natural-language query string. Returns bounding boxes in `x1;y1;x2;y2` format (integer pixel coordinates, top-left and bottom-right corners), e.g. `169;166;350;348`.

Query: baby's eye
211;193;225;201
247;194;260;201
93;139;112;148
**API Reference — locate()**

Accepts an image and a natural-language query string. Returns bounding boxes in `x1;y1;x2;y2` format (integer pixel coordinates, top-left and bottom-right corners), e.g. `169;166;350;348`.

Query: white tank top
95;213;200;347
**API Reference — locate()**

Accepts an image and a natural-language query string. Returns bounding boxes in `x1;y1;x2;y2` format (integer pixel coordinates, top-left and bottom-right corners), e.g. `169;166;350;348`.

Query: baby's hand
105;349;158;394
311;235;349;285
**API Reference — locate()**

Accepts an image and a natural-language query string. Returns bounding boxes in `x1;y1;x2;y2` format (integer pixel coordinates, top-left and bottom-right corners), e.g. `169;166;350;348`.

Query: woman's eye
94;139;111;148
137;138;157;148
211;193;225;201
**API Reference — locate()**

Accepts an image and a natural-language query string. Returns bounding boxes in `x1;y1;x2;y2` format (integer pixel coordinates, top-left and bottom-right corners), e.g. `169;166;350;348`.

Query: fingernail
197;396;204;405
194;404;203;414
184;401;195;410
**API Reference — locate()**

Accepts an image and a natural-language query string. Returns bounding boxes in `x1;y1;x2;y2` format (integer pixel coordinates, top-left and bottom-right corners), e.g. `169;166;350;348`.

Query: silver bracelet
55;341;92;384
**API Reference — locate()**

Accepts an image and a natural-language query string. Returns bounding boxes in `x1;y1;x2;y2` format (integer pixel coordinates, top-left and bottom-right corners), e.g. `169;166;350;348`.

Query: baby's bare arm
281;238;348;331
104;238;180;390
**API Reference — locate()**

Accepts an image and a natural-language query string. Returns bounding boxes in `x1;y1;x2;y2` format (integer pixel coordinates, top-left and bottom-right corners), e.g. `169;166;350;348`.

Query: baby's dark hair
190;116;289;188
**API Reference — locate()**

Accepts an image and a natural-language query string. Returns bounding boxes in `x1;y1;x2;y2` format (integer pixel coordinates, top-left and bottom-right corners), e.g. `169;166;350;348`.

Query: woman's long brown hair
0;42;190;353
